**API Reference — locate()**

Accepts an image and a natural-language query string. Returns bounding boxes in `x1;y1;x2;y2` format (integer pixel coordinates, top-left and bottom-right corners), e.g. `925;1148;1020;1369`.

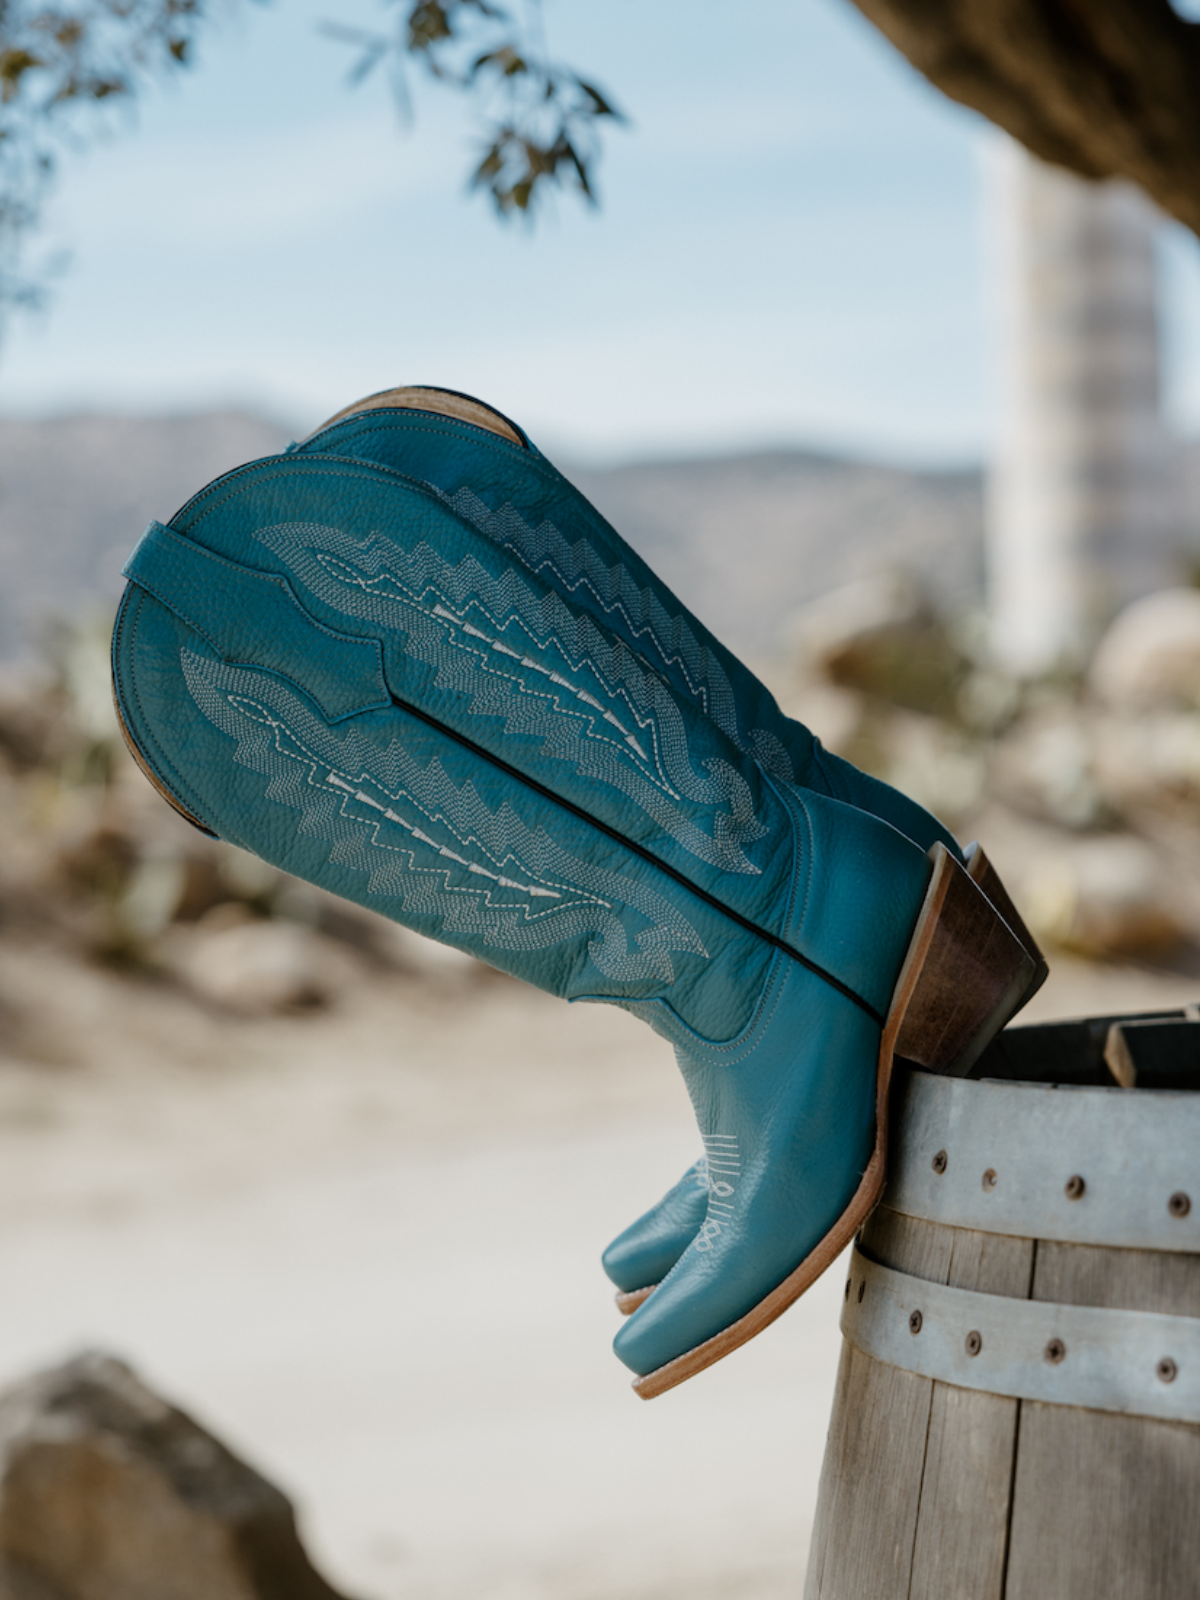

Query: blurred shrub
0;615;492;1010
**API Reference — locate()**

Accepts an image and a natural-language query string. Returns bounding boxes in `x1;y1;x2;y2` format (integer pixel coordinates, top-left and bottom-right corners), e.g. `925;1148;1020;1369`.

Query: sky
3;0;1200;464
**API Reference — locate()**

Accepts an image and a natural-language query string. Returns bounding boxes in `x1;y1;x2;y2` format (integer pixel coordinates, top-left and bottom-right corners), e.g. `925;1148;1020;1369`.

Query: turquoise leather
602;1158;710;1295
111;425;939;1383
294;405;961;862
291;400;968;1307
125;520;391;721
612;783;931;1377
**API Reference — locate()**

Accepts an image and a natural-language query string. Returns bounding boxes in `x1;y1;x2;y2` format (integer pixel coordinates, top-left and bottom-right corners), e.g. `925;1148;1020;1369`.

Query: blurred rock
786;571;966;716
56;619;121;747
1017;835;1184;959
373;922;493;985
955;666;1024;737
1089;711;1200;819
870;710;985;825
988;704;1107;830
775;682;864;760
214;846;283;906
178;914;348;1014
1090;588;1200;710
0;1351;349;1600
0;670;65;774
244;881;491;985
114;851;190;946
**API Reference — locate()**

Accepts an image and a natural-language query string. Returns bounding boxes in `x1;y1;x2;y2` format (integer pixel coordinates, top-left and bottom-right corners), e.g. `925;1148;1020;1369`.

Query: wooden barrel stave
1006;1238;1200;1600
806;1208;1029;1600
806;1202;1200;1599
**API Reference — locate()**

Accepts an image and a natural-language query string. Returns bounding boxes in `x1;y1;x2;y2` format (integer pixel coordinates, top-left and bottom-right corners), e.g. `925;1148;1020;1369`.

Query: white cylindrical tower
988;142;1177;676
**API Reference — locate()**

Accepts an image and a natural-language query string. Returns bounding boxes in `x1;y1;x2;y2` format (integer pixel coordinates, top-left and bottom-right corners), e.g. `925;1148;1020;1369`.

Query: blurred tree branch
326;0;626;217
847;0;1200;234
0;1;205;312
6;0;1200;341
0;0;624;331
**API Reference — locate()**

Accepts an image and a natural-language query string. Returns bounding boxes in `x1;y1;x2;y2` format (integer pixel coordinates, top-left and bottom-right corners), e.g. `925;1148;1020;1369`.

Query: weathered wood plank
808;1214;1035;1599
804;1341;933;1600
1033;1239;1200;1318
946;1229;1034;1299
805;1213;950;1598
908;1383;1019;1600
1006;1402;1200;1600
861;1206;955;1283
908;1229;1033;1600
1005;1239;1200;1600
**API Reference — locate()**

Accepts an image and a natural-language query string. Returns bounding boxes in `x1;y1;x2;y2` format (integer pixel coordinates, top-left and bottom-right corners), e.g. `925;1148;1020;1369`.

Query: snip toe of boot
617;838;1035;1399
601;1160;711;1305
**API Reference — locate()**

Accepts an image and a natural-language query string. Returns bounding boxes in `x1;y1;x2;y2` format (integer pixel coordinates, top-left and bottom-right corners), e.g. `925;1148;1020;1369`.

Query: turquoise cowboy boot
603;836;1044;1315
289;387;962;858
289;386;1047;1309
112;425;1034;1396
602;1157;712;1314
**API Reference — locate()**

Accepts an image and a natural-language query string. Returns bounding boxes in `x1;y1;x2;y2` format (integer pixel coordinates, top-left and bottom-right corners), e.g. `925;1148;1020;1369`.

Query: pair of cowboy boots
112;387;1041;1397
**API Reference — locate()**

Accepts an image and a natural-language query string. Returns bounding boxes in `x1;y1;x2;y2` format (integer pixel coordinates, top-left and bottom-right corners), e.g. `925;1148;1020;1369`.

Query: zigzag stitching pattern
253;521;767;876
180;650;709;988
446;488;799;788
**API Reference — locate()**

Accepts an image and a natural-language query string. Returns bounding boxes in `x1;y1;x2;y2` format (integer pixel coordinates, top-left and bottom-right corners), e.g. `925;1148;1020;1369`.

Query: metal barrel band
842;1247;1200;1424
883;1069;1200;1251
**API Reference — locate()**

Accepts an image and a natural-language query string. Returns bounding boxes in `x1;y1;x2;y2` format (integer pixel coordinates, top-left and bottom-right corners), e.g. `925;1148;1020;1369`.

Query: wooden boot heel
965;840;1049;1000
847;844;1037;1284
888;842;1036;1082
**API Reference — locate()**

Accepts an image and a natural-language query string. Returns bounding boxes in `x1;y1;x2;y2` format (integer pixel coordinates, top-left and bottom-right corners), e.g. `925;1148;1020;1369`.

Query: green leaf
577;80;624;120
0;49;44;100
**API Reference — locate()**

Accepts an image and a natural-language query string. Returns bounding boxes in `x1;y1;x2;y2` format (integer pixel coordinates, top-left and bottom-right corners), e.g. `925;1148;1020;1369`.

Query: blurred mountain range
1;409;1197;666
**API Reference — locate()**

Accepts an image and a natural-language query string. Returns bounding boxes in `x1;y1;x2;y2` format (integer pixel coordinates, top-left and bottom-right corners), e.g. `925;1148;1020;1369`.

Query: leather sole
614;1286;654;1315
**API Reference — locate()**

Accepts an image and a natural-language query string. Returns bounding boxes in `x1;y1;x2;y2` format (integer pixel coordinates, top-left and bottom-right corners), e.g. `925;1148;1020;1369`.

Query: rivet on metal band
841;1247;1200;1424
882;1070;1200;1251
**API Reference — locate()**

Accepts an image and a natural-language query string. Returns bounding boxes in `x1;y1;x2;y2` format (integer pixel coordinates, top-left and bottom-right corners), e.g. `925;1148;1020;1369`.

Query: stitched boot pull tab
122;521;391;723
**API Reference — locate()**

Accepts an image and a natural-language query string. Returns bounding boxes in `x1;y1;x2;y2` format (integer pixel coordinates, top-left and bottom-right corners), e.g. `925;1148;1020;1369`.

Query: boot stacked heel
964;840;1049;1001
889;845;1036;1077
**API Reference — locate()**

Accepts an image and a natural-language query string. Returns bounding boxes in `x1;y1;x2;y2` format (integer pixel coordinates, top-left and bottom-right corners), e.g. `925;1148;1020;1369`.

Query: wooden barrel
804;1008;1200;1600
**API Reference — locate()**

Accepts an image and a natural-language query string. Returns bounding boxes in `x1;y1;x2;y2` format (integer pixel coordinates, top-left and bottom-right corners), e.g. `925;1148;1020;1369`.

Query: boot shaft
294;397;960;861
114;455;930;1047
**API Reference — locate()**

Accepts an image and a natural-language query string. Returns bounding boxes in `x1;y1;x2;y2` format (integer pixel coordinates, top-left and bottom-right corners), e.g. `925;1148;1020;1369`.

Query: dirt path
0;937;1194;1598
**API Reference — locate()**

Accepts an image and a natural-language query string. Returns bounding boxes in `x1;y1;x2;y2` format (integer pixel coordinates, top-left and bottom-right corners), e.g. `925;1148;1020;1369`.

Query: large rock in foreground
0;1352;351;1600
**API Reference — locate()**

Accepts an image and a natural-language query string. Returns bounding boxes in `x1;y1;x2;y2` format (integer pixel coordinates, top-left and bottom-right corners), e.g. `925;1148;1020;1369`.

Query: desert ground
0;923;1195;1600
